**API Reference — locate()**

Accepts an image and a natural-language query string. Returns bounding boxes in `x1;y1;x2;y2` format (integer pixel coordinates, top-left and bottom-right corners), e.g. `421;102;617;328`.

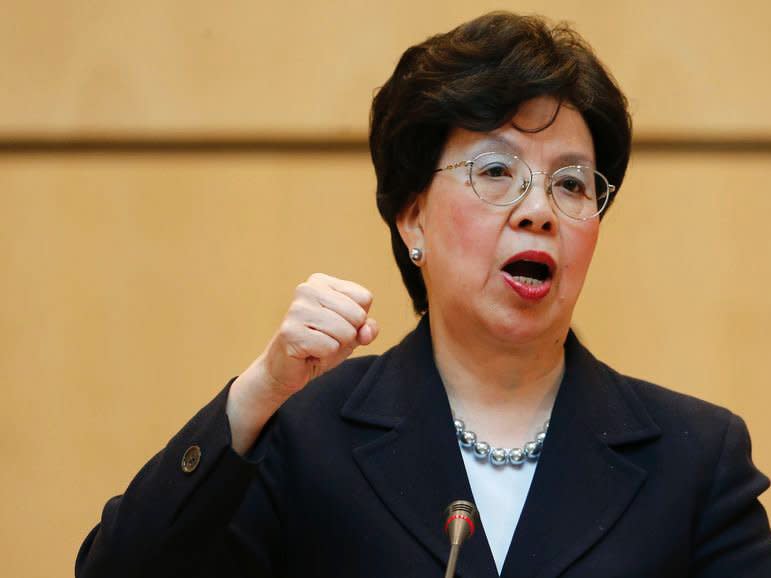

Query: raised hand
226;273;379;454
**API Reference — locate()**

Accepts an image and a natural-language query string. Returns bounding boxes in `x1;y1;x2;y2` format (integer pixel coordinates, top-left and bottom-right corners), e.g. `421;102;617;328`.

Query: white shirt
460;448;538;575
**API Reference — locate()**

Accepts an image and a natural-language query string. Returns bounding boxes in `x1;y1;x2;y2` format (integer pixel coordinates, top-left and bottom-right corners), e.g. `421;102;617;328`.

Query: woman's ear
395;194;426;259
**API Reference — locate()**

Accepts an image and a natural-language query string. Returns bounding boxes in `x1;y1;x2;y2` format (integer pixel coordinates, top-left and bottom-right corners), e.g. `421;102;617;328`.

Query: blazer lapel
501;331;661;578
341;321;662;578
341;316;499;578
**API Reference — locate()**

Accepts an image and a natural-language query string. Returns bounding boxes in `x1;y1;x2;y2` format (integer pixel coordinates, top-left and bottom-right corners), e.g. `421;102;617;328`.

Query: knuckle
315;289;335;308
277;320;296;343
358;289;373;308
351;308;367;326
321;339;341;357
279;316;299;334
293;286;306;300
286;300;306;319
352;308;367;327
341;324;358;343
295;281;313;297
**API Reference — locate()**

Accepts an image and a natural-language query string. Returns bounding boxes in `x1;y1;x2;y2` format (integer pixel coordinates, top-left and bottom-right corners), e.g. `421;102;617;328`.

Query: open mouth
502;260;552;285
501;251;556;300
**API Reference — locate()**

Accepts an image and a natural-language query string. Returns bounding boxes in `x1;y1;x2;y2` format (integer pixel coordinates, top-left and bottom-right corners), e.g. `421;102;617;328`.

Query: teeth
513;275;544;286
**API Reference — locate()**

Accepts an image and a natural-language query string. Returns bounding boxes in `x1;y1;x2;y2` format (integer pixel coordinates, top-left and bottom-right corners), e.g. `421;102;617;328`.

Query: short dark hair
369;11;632;314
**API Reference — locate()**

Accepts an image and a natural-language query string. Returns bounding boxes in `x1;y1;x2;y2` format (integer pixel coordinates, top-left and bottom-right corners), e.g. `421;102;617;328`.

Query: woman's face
398;96;600;348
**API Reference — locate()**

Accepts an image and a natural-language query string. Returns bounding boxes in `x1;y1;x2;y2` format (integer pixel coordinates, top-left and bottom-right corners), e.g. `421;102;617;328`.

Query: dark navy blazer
77;317;771;577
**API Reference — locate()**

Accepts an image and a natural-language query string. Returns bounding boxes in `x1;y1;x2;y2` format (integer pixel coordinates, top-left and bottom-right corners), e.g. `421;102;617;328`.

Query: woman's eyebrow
467;135;595;165
553;153;595;167
469;135;520;154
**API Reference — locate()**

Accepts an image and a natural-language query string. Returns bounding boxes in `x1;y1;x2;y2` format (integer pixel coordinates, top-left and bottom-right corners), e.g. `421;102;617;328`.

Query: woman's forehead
445;108;596;167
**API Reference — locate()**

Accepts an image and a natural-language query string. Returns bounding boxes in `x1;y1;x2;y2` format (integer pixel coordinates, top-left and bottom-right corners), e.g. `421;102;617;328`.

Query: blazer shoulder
601;360;736;439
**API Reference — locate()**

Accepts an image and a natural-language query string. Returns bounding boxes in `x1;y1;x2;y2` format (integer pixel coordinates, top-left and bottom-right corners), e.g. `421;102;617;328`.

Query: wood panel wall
1;2;770;577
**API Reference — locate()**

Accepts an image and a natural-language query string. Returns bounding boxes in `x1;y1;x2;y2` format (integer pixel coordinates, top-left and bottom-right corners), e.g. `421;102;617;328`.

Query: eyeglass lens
468;152;609;219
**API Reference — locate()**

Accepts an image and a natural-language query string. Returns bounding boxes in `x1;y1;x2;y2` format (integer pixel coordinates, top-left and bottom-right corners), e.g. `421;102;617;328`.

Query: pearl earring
409;247;423;263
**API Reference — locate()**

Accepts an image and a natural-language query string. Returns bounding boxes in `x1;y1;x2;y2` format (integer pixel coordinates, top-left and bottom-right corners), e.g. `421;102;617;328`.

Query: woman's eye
479;164;511;178
557;177;586;196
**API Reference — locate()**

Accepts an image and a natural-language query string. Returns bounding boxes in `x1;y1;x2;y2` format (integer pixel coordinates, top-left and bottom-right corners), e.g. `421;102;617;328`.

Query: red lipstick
501;250;556;301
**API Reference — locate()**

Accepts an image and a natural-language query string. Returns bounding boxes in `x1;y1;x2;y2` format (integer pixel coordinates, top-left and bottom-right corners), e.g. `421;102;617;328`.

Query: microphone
443;500;478;578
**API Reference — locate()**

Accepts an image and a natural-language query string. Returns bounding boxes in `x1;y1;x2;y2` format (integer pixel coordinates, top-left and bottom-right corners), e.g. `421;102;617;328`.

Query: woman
76;12;771;578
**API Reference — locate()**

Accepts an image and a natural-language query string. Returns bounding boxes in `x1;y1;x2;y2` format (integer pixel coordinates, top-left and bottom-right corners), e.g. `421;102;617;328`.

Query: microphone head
444;500;478;546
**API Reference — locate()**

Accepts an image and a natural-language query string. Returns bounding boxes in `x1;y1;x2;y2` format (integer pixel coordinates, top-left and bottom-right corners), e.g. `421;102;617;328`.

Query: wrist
226;360;293;455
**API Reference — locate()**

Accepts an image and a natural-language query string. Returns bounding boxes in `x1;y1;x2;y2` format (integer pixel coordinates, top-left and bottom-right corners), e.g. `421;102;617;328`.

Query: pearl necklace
454;418;550;467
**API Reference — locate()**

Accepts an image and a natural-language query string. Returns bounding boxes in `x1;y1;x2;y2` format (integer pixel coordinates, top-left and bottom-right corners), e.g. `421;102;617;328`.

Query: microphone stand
444;544;462;578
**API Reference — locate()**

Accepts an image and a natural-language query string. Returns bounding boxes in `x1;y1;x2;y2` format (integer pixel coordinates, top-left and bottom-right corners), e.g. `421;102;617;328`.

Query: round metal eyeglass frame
434;152;616;221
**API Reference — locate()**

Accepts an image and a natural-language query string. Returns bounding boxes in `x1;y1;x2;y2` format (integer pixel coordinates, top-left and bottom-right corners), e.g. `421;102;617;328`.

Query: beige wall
1;2;770;577
3;0;771;138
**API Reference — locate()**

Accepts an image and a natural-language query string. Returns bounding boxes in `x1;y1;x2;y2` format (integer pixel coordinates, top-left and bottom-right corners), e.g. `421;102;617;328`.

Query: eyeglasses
434;152;616;220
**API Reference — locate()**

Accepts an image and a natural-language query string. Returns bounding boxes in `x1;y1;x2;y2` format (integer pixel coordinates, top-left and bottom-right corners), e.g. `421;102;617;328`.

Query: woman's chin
482;302;573;348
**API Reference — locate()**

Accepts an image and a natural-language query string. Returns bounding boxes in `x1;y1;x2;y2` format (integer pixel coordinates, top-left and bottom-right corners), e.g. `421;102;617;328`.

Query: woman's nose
511;172;557;233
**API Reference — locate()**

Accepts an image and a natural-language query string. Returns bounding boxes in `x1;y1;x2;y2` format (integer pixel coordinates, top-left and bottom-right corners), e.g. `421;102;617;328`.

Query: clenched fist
226;274;379;454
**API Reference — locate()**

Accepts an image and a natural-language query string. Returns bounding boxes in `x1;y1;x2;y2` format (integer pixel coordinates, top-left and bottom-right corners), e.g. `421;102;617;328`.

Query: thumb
356;318;379;346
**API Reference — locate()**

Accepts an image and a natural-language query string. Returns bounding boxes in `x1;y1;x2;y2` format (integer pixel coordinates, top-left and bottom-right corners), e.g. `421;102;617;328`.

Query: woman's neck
428;312;566;444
